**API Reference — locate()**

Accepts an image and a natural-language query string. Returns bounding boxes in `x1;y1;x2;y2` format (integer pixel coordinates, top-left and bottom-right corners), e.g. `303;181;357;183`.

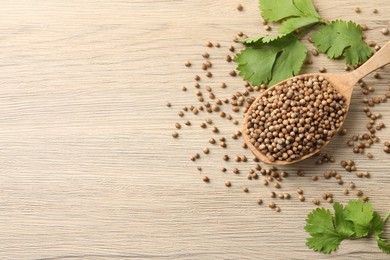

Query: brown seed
275;207;281;212
229;70;237;77
319;67;326;73
194;75;200;81
299;195;305;202
226;55;232;62
228;45;235;52
178;111;184;117
221;167;227;172
212;127;219;133
381;28;389;35
274;182;281;189
202;176;209;182
202;52;209;59
223;155;229;161
181;86;187;91
311;49;319;56
284;193;291;199
209;138;216;144
175;122;181;129
185;120;191;126
225;180;231;187
215;42;220;48
367;153;373;159
235;156;241;162
233;168;239;174
236;4;243;11
195;153;200;159
327;197;333;203
185;61;191;67
261;179;268;186
257;199;263;205
200;122;207;128
172;131;179;138
362;195;369;202
206;41;213;47
197;166;202;172
269;202;276;209
355;172;363;178
297;188;304;195
355;7;361;13
203;147;209;154
312;176;319;181
206;71;212;78
373;9;378;14
312;199;320;205
166;101;171;107
264;25;271;31
356;190;363;196
242;187;249;193
363;171;370;177
343;189;349;195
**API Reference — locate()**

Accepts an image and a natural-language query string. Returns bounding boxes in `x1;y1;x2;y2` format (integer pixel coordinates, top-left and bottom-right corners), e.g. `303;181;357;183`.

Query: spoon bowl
243;41;390;165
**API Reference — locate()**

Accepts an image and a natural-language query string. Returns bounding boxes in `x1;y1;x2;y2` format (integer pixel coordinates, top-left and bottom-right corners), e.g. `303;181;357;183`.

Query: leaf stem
384;211;390;223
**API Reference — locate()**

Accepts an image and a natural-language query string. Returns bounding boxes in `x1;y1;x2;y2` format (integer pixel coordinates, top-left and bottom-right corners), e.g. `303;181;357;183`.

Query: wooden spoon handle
349;41;390;82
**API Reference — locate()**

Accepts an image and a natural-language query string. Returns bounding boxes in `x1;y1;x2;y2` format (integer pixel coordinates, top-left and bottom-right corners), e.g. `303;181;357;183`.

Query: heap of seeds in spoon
245;75;348;163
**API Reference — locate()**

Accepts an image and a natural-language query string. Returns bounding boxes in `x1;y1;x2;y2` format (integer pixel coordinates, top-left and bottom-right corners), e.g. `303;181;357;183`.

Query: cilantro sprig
236;0;373;87
305;199;390;255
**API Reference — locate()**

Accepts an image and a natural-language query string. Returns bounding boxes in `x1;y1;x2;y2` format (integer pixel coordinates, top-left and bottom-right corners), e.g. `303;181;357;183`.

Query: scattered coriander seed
241;155;247;162
233;168;239;174
202;52;209;59
312;176;318;181
203;147;210;154
312;199;320;205
284;193;291;199
363;171;370;178
197;166;202;171
229;70;237;77
367;153;373;159
185;120;191;126
274;182;281;189
327;197;333;203
166;101;171;107
206;41;213;47
206;71;212;78
200;122;207;128
261;179;268;186
172;131;179;138
195;153;200;159
185;61;191;67
311;49;319;56
212;127;219;133
215;42;220;48
175;122;181;129
202;176;209;182
299;195;305;202
178;111;184;117
343;189;349;195
243;187;249;193
228;45;235;52
235;156;241;162
355;7;361;13
237;4;243;11
270;191;276;198
257;199;263;205
373;9;378;14
356;190;363;196
278;193;284;199
194;75;200;81
319;67;326;73
264;25;271;31
209;138;216;144
225;180;231;187
362;195;369;202
375;45;381;51
381;28;389;35
232;119;238;125
297;188;304;194
276;207;281;212
226;55;232;62
269;202;276;209
221;167;227;172
356;172;363;178
181;86;187;91
223;155;229;161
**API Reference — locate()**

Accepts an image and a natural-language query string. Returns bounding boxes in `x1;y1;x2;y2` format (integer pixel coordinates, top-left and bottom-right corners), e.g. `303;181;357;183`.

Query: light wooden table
0;1;389;259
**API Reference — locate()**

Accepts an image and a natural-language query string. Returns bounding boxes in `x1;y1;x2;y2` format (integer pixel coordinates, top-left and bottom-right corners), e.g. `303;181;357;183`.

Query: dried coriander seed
172;131;179;138
225;180;231;187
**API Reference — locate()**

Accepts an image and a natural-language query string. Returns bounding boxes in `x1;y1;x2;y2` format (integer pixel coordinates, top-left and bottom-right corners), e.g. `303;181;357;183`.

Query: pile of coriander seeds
244;75;348;163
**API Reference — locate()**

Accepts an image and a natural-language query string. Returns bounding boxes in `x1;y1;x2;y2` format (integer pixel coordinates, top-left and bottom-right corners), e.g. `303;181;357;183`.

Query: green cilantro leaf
306;233;342;254
368;212;385;236
376;236;390;255
333;203;355;238
312;20;373;65
236;34;306;86
344;199;374;237
305;208;343;254
259;0;322;34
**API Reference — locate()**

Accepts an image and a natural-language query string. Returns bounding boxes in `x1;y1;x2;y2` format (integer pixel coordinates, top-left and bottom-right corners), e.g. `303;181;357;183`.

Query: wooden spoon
243;41;390;165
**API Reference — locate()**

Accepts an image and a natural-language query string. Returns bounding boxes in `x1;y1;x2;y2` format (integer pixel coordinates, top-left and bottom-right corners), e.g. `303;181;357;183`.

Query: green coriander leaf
376;236;390;255
368;212;384;236
279;16;321;34
344;199;374;237
306;233;342;254
312;20;373;65
305;208;336;235
333;203;355;238
259;0;302;22
259;0;320;22
236;34;306;86
305;208;343;254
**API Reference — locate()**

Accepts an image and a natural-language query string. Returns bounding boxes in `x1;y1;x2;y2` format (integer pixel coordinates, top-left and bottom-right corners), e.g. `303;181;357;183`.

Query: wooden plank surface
0;0;389;259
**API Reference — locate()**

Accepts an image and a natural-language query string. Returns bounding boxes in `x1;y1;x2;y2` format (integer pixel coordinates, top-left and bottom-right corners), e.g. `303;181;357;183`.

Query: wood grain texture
0;0;389;259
